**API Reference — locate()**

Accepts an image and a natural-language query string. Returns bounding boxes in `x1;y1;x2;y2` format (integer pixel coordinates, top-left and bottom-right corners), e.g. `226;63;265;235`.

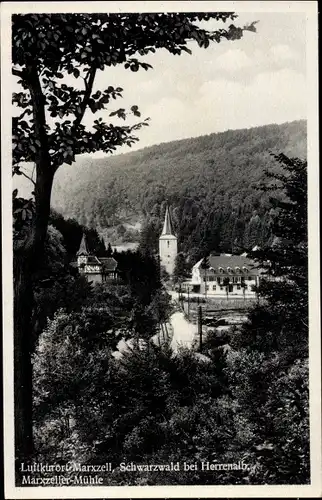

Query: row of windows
205;266;249;273
203;276;255;283
205;284;249;291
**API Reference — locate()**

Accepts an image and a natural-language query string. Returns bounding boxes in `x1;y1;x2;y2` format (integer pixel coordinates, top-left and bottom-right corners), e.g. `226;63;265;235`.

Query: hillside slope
52;120;305;217
49;120;306;258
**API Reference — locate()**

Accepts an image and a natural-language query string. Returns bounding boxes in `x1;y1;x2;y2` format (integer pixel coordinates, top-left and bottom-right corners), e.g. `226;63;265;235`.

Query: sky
12;11;307;157
86;11;307;156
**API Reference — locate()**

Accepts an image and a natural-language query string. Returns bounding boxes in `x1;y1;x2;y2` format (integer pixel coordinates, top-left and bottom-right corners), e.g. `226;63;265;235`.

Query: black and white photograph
1;1;321;498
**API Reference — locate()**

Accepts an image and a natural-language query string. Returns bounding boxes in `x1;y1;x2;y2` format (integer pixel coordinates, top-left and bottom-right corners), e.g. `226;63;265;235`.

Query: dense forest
30;154;309;486
49;120;306;261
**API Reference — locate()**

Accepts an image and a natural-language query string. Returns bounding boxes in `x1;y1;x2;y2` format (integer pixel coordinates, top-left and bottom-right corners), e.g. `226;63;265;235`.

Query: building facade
186;253;261;297
159;206;178;276
76;234;118;284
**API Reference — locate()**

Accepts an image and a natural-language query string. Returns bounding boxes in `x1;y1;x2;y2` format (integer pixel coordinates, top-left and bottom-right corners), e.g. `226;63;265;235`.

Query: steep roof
76;233;89;256
161;206;175;236
86;256;101;265
99;257;118;271
71;256;117;272
193;254;260;275
73;256;102;268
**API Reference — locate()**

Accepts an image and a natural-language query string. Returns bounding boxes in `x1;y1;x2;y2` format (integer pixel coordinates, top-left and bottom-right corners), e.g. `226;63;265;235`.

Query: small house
74;233;118;284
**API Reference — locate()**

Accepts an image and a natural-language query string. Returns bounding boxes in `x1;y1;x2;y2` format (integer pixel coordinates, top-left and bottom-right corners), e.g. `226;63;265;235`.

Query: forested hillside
50;120;306;260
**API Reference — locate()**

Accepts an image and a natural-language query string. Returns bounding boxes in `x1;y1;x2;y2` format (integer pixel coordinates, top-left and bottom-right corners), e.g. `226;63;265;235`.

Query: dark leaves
12;12;250;171
109;108;126;120
12;193;35;235
131;105;141;117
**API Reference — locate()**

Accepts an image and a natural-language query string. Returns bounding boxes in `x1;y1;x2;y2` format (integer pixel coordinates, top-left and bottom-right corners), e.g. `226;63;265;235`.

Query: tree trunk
13;59;54;474
14;255;34;474
14;170;54;476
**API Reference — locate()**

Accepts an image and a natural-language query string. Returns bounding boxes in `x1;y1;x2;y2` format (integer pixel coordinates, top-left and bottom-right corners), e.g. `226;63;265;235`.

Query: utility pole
164;322;169;341
187;288;190;320
157;254;161;287
160;322;166;343
198;305;203;352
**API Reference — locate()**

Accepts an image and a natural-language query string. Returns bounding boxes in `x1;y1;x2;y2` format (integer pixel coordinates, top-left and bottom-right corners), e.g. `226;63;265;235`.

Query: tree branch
18;109;32;120
20;169;36;186
72;66;97;129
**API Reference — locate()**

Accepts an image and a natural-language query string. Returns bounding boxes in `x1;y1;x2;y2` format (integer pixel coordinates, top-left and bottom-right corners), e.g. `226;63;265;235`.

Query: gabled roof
161;206;175;236
99;257;118;271
193;254;260;275
87;256;101;265
76;233;89;256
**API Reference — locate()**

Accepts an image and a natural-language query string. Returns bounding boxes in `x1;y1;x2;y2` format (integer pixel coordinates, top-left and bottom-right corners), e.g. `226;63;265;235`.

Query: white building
186;253;261;297
159;206;177;276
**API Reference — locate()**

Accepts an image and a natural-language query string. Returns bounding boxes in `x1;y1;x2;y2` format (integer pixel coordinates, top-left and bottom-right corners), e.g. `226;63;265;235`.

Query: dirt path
170;311;196;352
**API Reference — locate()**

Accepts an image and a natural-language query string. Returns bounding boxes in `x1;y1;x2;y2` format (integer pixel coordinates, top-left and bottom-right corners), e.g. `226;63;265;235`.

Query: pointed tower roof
77;233;89;256
161;205;175;236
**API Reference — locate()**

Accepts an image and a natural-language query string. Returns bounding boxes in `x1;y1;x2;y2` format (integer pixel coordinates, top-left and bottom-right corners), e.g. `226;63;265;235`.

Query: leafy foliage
29;152;310;486
50;209;107;257
173;252;190;283
12;12;252;172
226;154;310;483
232;154;308;361
33;326;309;485
33;157;310;483
12;189;35;244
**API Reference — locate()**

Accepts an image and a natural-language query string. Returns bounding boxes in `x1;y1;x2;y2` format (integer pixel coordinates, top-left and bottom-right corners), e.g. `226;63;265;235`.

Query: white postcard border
2;1;320;498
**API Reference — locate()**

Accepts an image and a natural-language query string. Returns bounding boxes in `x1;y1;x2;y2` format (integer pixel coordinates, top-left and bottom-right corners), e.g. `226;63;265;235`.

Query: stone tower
159;206;177;276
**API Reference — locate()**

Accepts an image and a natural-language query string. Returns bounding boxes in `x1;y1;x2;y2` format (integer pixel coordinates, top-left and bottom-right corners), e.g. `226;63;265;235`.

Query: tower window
167;241;170;247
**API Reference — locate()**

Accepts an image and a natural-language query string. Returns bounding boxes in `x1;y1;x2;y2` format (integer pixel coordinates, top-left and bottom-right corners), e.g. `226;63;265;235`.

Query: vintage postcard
1;1;321;498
